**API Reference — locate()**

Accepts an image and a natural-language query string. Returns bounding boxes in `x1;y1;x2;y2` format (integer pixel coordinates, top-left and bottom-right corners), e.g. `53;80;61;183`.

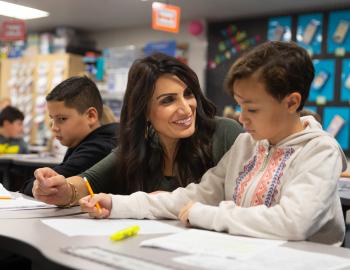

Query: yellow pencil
83;177;101;211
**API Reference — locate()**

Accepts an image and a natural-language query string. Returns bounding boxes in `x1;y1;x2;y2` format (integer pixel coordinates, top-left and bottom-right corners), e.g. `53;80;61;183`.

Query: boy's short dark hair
0;106;24;126
46;76;103;119
225;41;315;111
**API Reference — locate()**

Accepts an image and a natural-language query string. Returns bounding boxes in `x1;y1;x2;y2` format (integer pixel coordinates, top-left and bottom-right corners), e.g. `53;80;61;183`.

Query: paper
174;254;239;270
173;247;350;270
0;183;12;199
141;229;285;260
339;177;350;187
41;219;184;236
0;185;56;210
0;206;82;219
0;197;56;210
63;246;171;270
338;178;350;200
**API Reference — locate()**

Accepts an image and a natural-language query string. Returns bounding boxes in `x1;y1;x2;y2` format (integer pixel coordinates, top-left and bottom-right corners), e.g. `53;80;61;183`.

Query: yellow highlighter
110;225;140;241
83;177;101;211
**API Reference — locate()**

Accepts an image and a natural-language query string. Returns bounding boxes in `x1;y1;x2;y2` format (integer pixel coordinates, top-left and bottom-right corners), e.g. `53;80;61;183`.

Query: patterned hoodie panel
233;144;295;207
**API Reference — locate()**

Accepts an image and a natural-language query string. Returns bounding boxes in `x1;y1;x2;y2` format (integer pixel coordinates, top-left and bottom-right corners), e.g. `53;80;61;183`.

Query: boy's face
4;120;23;138
233;75;298;145
47;101;93;148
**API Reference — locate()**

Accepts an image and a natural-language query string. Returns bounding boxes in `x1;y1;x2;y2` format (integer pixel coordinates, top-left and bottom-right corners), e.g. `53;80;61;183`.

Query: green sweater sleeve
211;117;243;165
80;150;119;193
81;117;242;194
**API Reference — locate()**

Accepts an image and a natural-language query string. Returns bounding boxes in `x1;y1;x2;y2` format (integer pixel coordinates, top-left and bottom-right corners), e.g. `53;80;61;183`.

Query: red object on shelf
0;19;26;41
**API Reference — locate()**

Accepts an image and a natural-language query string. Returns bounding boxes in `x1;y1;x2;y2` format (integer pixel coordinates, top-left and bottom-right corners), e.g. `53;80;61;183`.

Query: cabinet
0;53;85;144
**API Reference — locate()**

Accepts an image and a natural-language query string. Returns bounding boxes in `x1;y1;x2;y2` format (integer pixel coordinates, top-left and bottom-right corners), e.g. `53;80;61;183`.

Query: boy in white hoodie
80;41;347;245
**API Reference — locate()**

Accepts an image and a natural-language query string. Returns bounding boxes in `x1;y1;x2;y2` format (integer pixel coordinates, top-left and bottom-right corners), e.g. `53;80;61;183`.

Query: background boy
0;106;28;154
21;76;118;197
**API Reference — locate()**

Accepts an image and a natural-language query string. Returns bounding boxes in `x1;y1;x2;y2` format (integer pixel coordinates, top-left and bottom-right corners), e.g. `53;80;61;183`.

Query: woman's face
148;74;197;147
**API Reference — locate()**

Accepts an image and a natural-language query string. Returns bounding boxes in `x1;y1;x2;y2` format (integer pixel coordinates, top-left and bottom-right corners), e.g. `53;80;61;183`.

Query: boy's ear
3;120;11;127
285;92;301;113
85;107;99;125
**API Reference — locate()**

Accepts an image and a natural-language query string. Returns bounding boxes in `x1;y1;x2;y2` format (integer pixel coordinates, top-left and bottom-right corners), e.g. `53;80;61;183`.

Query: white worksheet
141;229;285;260
41;218;184;236
173;246;350;270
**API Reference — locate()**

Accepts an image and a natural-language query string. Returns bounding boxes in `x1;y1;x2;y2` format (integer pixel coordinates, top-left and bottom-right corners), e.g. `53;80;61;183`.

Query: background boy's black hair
0;106;24;126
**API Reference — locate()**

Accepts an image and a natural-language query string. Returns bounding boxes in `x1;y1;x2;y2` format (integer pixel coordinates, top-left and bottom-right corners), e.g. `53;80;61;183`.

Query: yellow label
0;144;20;154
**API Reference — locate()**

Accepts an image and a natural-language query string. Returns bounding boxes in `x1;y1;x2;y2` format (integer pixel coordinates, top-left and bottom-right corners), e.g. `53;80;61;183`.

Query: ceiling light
0;1;49;20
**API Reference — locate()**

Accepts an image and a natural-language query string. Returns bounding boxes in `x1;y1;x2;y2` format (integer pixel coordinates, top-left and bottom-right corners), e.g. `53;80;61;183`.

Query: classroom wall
206;8;350;156
89;21;208;92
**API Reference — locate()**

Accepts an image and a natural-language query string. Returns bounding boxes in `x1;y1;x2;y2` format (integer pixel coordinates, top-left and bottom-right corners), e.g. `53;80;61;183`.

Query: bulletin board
206;17;267;111
206;7;350;156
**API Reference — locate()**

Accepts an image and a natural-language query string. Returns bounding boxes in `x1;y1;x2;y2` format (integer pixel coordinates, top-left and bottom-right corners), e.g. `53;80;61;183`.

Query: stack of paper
0;183;12;199
141;229;285;260
140;229;350;269
0;197;57;210
172;247;350;270
0;183;56;210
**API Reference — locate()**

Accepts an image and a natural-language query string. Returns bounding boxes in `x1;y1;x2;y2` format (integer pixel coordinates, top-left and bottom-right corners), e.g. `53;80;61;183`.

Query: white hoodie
110;116;347;245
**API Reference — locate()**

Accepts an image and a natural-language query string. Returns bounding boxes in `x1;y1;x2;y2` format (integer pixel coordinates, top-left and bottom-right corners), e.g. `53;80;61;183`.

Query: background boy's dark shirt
20;123;118;196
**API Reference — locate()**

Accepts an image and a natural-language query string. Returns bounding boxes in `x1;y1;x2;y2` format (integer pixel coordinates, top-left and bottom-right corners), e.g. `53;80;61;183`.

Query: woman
32;53;242;207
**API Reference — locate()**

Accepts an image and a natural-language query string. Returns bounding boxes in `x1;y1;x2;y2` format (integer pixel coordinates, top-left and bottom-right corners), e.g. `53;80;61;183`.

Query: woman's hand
178;201;195;227
33;168;71;205
79;193;112;219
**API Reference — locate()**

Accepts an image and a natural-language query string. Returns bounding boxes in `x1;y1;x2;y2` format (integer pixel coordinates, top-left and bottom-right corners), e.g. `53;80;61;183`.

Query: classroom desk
339;178;350;209
11;154;62;167
1;209;350;270
0;154;62;191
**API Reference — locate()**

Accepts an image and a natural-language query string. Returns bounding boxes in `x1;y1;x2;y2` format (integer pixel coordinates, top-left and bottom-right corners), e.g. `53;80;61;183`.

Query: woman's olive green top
81;117;242;194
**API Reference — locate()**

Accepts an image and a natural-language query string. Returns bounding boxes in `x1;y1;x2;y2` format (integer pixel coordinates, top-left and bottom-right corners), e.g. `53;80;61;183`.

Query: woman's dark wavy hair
116;53;217;193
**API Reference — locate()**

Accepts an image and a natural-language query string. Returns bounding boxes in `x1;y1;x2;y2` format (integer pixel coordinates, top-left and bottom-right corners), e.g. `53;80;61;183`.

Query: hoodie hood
259;115;347;172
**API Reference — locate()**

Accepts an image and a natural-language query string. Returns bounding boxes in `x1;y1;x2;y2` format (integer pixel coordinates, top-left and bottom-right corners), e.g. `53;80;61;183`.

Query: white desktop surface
1;208;350;270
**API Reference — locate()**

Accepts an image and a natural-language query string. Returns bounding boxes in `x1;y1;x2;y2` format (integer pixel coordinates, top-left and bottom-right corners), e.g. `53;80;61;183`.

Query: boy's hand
79;193;112;219
32;167;70;205
178;201;195;227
